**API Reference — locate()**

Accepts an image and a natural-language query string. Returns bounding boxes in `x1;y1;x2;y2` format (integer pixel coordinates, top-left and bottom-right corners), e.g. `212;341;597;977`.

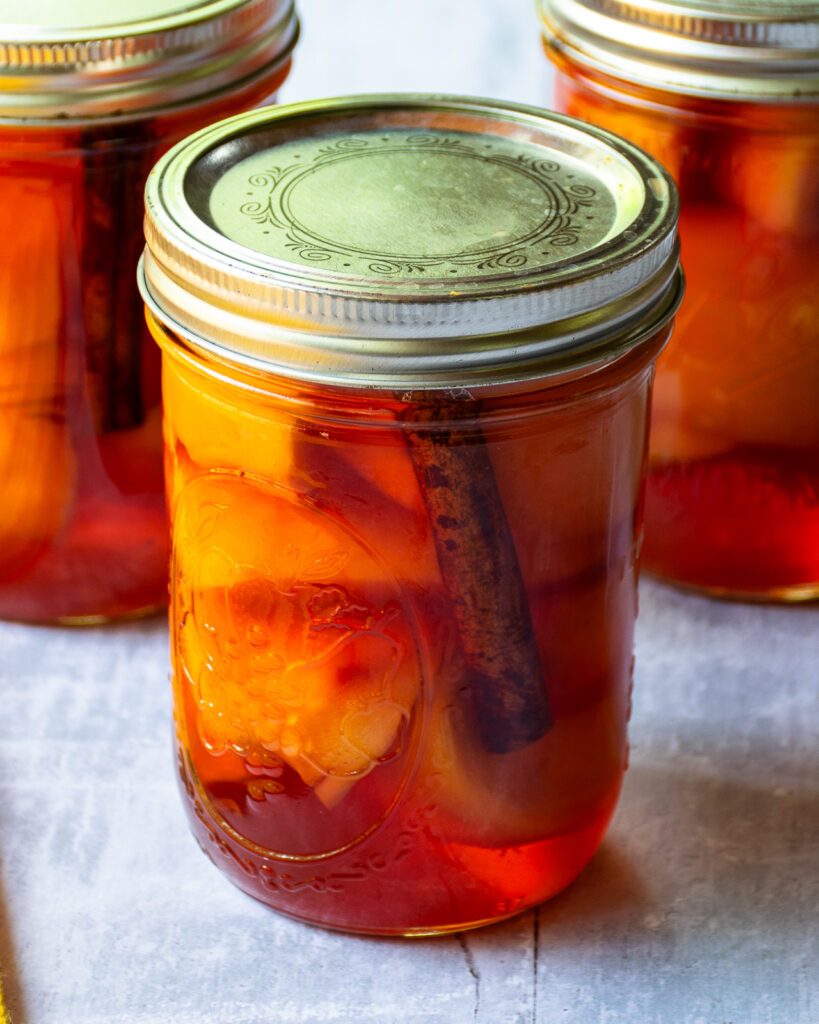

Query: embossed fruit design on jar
540;0;819;600
141;95;682;934
0;0;298;623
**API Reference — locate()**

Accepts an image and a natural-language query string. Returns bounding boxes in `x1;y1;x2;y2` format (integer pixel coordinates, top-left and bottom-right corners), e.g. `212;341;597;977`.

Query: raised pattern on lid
203;129;630;280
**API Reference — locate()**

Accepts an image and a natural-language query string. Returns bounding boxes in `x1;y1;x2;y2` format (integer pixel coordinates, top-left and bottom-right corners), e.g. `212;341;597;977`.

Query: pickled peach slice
423;689;622;848
727;134;819;239
291;431;440;590
488;390;646;583
295;429;425;523
163;414;199;519
0;177;73;576
650;369;737;464
667;206;819;451
99;403;165;495
421;570;627;847
173;473;420;808
161;357;294;500
161;338;442;585
0;415;72;579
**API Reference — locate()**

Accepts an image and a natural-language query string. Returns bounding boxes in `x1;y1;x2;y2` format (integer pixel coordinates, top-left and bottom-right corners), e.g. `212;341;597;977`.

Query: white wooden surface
1;3;818;1022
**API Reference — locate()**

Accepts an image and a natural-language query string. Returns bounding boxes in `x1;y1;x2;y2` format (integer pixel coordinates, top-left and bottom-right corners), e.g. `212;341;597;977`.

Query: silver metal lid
539;0;819;100
0;0;299;120
140;94;682;389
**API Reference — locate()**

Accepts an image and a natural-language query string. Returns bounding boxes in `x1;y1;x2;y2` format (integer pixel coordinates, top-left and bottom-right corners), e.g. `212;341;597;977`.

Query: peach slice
421;688;623;848
173;473;421;809
488;385;647;585
162;349;441;589
667;206;819;452
161;356;294;497
290;430;448;594
99;403;165;496
0;176;74;577
650;369;737;464
726;132;819;239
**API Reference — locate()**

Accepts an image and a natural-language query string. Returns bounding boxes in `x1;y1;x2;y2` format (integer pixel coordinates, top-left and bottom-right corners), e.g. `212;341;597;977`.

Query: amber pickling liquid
552;61;819;599
155;318;667;934
0;70;289;623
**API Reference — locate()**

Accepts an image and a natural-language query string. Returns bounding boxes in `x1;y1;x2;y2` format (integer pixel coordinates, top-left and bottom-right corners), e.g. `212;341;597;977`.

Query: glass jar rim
0;0;299;121
150;306;677;431
539;0;819;101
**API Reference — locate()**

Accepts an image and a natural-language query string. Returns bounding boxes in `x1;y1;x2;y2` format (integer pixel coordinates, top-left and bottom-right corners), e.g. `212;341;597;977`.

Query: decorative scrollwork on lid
225;129;613;279
283;235;333;262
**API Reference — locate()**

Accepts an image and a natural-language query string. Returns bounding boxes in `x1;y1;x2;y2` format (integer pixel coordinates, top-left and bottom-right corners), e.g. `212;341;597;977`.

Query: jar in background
0;0;298;623
540;0;819;600
141;95;681;934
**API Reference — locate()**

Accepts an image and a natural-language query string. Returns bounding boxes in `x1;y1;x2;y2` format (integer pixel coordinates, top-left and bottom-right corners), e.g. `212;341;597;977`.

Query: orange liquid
156;322;665;933
551;57;819;599
0;67;290;623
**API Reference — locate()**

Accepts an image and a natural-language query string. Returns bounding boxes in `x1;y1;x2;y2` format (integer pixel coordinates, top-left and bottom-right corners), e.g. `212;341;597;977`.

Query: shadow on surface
547;752;819;948
347;840;655;955
441;741;818;951
538;841;655;931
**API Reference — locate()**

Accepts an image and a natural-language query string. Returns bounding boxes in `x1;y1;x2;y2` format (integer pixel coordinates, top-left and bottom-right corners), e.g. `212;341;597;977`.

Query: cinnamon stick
81;125;156;432
404;395;553;755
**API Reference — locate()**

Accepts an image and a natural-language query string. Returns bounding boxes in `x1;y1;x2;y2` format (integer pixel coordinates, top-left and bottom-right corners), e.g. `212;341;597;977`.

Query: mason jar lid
540;0;819;100
140;94;682;389
0;0;299;120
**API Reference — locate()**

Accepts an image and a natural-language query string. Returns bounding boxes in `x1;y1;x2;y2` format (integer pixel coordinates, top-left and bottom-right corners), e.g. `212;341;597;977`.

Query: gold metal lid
540;0;819;100
140;94;681;389
0;0;299;121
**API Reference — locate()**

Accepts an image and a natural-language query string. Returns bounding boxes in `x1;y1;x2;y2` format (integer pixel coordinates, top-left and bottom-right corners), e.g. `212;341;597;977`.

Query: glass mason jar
540;0;819;600
0;0;299;623
141;95;682;935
